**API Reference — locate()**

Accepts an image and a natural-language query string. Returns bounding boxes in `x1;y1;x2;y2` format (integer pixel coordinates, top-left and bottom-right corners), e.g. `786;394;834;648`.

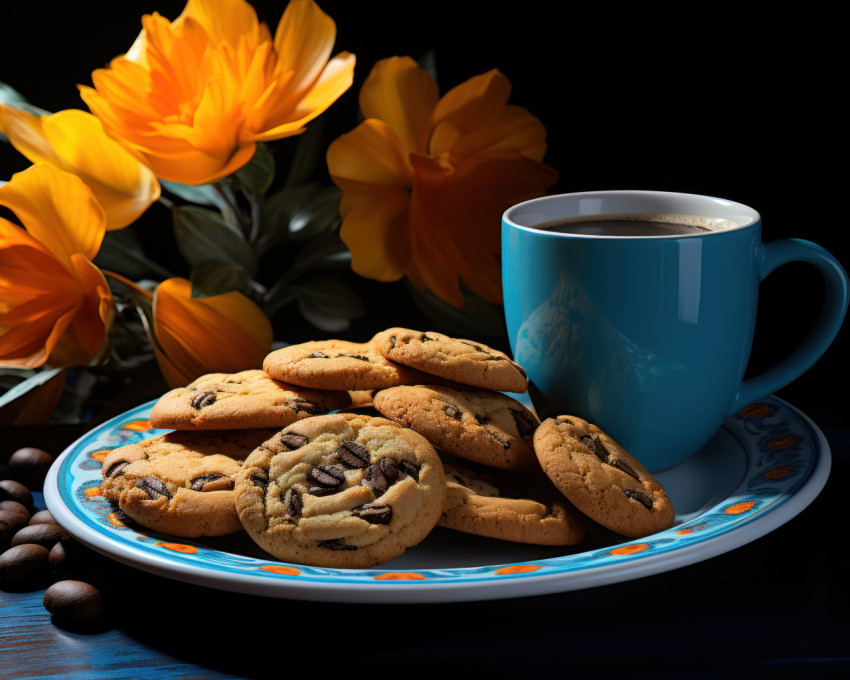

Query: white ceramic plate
44;395;830;603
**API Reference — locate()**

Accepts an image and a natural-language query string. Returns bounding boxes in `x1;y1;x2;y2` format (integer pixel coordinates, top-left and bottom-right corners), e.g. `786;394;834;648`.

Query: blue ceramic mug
502;190;848;471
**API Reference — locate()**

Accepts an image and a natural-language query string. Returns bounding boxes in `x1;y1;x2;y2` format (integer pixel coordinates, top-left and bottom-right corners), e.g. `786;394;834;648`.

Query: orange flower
152;277;272;386
0;106;160;230
0;164;114;368
79;0;355;185
327;57;559;307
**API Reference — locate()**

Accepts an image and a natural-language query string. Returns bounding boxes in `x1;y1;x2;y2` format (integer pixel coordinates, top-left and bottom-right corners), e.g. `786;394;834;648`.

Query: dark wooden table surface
3;403;849;679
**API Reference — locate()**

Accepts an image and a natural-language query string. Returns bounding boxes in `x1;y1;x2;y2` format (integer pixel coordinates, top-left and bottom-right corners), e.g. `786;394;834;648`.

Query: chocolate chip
285;398;320;415
377;457;399;484
318;538;357;551
451;474;468;485
624;488;654;510
190;473;232;492
281;488;302;518
420;332;437;342
580;434;608;462
43;580;106;624
484;427;512;449
443;404;462;421
352;503;393;524
388;336;397;348
510;409;538;437
308;465;345;489
135;476;171;500
337;440;370;468
191;391;217;409
609;458;640;481
459;340;485;352
0;543;49;583
514;363;528;379
307;352;328;358
336;353;370;362
11;523;69;550
280;434;309;451
250;469;269;492
361;465;388;495
398;460;420;482
475;413;491;425
307;486;337;496
104;461;129;478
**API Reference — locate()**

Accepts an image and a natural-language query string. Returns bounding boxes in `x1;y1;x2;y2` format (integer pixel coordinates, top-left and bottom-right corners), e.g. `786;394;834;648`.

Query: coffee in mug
538;212;734;237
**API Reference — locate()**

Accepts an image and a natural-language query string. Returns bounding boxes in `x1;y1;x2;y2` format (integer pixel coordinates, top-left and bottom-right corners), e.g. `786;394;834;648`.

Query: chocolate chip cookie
149;369;350;430
373;385;540;471
370;328;528;392
234;414;446;568
439;455;585;545
100;430;274;537
263;340;439;391
533;416;675;538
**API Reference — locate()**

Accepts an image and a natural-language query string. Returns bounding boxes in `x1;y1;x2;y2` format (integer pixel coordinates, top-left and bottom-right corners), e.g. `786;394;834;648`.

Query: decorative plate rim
44;394;830;603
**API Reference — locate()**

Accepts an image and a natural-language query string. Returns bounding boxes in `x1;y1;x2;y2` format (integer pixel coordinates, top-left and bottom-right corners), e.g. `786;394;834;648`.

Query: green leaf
235;143;275;194
172;205;257;276
190;263;252;298
94;227;172;280
419;50;438;82
287;186;341;242
257;184;341;252
160;180;222;207
405;280;507;342
286;118;325;187
0;367;62;410
283;229;351;282
294;277;364;332
0;82;50;141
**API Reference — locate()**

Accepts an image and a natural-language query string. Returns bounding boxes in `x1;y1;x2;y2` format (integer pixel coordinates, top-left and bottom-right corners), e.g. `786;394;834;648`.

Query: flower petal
359;57;439;155
273;0;336;102
0;164;105;266
152;278;272;386
327;118;411;189
449;104;549;163
0;105;62;166
178;0;264;46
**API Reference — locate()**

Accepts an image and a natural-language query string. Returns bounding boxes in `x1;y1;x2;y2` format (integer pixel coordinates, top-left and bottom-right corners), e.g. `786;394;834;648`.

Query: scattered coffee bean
0;499;31;521
28;510;58;526
1;501;31;542
11;523;69;550
0;479;34;510
0;543;49;583
49;539;96;579
43;580;106;624
7;448;54;487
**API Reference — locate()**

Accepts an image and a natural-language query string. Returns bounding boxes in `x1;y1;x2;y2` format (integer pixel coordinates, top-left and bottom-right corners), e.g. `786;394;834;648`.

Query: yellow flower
79;0;355;185
327;57;559;307
152;277;272;387
0;106;160;230
0;164;113;368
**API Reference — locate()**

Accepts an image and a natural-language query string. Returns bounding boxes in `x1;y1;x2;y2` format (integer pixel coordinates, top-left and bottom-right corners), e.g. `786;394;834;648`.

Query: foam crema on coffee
537;213;738;236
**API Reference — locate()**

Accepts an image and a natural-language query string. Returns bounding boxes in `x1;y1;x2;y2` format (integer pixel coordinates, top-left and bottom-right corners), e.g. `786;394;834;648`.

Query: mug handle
728;238;849;416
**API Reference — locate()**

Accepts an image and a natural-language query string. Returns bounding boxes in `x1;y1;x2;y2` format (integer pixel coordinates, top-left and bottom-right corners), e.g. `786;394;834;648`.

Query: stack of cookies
99;327;675;568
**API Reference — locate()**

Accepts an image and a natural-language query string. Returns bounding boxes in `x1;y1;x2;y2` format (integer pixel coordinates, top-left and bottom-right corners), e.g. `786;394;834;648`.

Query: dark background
1;1;846;421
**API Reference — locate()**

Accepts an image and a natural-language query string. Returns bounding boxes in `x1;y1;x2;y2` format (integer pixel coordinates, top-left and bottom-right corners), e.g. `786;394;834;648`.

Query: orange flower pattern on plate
155;542;198;554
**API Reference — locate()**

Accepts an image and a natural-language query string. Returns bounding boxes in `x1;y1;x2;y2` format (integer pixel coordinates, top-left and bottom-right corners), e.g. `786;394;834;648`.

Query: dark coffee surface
543;218;711;236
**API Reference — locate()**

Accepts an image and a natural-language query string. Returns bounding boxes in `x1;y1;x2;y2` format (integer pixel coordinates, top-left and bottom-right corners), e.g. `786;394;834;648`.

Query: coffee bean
0;499;31;521
398;460;420;482
11;523;69;550
135;476;171;500
190;391;217;409
190;473;232;492
624;488;654;510
8;447;54;487
352;503;393;525
28;510;57;526
284;398;320;415
281;488;302;518
308;465;345;489
581;434;608;463
0;479;33;510
361;465;388;495
377;457;399;485
609;458;640;481
43;580;106;624
104;461;129;478
337;440;370;468
48;539;97;579
1;501;31;542
250;469;269;492
0;543;49;583
279;433;308;451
